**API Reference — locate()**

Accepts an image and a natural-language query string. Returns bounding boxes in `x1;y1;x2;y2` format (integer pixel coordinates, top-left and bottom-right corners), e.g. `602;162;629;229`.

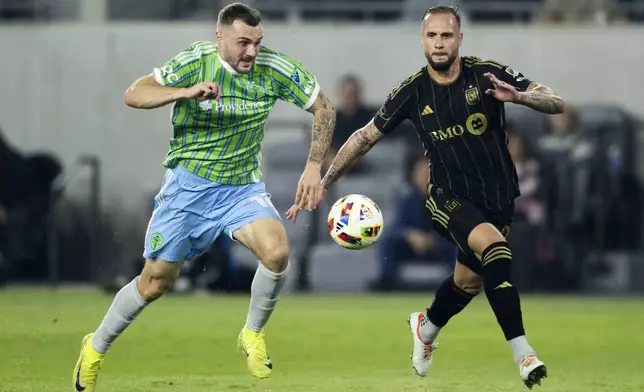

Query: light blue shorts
143;165;281;262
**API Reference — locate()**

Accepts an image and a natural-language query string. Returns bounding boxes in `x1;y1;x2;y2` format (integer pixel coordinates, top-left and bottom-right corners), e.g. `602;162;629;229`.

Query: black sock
426;273;477;328
482;242;525;341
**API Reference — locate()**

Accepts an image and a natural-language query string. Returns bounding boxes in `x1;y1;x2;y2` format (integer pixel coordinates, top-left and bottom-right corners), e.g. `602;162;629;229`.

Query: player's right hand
182;81;221;102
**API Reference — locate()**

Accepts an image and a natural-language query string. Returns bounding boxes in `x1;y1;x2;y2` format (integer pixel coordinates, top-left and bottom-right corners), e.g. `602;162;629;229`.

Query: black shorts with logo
425;185;514;275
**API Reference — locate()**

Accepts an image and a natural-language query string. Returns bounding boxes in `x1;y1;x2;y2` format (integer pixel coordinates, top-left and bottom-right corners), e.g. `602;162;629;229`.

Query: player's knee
260;244;290;273
467;223;506;256
454;261;483;294
453;275;483;295
140;280;172;302
139;258;181;302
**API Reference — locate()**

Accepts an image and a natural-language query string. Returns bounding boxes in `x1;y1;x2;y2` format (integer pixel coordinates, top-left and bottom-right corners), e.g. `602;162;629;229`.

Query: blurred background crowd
1;0;643;296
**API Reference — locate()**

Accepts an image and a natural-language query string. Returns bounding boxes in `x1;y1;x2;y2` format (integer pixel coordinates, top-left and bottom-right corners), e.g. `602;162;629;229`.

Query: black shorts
425;185;514;275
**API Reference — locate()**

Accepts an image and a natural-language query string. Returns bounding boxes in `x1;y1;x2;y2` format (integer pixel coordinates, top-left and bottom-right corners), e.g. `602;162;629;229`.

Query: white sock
509;335;535;365
245;261;289;333
92;276;148;354
419;314;442;343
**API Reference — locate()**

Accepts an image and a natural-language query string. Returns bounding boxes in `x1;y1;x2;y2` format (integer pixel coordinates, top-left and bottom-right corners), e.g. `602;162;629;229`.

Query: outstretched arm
321;120;385;189
293;91;337;211
480;62;565;115
286;120;384;222
515;82;565;114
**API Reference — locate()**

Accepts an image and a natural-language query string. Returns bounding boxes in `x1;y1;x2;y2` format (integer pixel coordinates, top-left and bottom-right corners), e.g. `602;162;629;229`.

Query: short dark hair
422;5;461;26
217;2;262;27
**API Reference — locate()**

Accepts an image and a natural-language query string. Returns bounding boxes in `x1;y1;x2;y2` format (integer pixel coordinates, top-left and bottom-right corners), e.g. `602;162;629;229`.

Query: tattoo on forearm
519;85;565;114
322;124;383;188
308;94;336;164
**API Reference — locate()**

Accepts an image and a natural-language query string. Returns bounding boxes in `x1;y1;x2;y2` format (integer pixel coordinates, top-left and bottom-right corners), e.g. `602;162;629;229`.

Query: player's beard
220;51;254;74
425;51;457;72
236;55;255;73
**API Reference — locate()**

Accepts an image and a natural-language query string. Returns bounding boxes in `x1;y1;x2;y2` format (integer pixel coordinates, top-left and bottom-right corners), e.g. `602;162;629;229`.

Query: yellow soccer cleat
72;333;105;391
238;326;273;379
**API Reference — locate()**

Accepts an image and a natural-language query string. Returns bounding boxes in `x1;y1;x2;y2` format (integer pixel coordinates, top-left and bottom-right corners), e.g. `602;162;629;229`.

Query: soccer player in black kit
287;4;565;390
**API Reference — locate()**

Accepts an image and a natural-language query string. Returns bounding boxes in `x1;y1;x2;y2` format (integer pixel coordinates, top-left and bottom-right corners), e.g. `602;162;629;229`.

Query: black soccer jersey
373;56;533;213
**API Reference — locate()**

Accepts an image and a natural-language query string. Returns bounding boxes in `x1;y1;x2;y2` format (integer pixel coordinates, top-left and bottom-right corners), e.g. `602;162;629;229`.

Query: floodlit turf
1;287;643;391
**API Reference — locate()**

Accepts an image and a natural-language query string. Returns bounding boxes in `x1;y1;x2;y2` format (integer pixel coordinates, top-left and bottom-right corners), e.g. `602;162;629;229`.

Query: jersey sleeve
486;61;533;92
152;41;207;88
373;81;413;134
260;51;320;110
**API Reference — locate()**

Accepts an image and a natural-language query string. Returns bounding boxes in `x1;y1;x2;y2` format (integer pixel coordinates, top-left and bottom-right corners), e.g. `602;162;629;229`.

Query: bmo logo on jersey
429;113;489;141
199;100;267;111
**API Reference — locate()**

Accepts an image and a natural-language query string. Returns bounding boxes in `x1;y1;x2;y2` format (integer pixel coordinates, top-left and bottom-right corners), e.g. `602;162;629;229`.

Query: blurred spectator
536;105;595;289
538;105;584;158
507;129;556;291
538;104;593;228
0;128;62;283
508;130;545;227
370;154;455;291
324;74;378;175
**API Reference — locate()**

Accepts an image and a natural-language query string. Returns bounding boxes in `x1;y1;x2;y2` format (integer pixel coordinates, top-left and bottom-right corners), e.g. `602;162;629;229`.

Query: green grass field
1;287;643;392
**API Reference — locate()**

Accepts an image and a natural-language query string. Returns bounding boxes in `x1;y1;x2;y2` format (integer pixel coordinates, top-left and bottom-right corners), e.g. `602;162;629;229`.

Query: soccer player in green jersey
72;3;336;390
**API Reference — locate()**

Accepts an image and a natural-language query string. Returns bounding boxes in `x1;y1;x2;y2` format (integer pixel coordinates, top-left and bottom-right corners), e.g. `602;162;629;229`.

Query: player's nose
246;45;259;57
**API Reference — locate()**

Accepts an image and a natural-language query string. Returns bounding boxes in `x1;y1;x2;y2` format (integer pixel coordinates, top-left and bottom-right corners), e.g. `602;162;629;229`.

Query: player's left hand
295;162;323;212
285;204;301;222
484;72;519;103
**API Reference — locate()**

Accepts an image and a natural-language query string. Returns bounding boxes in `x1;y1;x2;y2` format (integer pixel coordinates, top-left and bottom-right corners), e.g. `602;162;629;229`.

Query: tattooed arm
515;82;565;114
292;90;336;210
480;61;564;115
305;90;337;165
321;120;385;189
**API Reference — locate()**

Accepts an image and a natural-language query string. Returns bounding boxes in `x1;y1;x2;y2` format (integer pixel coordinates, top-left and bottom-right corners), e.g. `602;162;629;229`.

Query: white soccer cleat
519;354;547;389
407;312;438;377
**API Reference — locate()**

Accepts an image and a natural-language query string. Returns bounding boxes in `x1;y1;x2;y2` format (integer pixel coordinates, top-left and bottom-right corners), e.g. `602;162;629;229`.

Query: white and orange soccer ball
327;194;384;250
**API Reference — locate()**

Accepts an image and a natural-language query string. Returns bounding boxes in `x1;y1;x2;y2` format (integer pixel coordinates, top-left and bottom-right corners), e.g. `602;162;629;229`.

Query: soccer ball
327;194;384;250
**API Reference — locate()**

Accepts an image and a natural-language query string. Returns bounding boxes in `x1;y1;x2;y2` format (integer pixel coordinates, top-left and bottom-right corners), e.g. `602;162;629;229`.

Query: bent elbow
555;99;566;114
124;87;142;109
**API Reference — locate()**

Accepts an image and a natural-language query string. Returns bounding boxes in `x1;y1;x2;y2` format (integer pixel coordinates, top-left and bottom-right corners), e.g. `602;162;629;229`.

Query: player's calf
471;225;542;385
91;258;181;355
233;218;291;378
419;262;482;345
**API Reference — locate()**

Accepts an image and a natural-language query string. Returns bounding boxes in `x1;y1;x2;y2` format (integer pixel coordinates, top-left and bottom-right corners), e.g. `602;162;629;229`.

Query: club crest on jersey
445;199;461;212
245;83;266;100
465;87;480;105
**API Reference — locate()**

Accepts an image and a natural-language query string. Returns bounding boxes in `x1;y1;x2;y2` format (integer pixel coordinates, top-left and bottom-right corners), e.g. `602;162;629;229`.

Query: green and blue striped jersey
153;41;319;184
